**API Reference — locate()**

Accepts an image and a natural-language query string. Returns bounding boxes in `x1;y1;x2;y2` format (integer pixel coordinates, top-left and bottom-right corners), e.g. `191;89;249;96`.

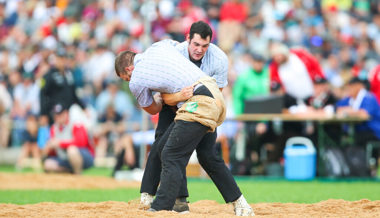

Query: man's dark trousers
141;105;242;209
151;120;242;210
140;105;189;197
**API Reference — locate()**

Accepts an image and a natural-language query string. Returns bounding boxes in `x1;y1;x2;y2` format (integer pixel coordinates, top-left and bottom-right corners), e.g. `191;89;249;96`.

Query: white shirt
14;82;40;115
349;88;367;110
129;40;207;108
279;53;314;99
175;41;228;88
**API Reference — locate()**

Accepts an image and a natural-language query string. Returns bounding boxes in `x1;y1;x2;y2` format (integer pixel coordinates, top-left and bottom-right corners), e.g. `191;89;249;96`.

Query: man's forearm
142;100;163;115
162;85;194;106
161;92;182;106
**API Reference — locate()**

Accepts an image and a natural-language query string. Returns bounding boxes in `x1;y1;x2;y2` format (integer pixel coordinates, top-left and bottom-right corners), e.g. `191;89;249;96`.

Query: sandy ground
0;173;379;217
1;199;380;218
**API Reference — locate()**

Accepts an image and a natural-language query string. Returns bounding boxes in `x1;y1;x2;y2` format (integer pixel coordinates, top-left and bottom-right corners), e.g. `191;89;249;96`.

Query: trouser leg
196;131;242;203
151;121;208;210
140;105;176;195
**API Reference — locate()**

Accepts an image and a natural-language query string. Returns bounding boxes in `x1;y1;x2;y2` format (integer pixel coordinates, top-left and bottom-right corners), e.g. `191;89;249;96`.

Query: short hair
114;50;136;77
189;21;213;41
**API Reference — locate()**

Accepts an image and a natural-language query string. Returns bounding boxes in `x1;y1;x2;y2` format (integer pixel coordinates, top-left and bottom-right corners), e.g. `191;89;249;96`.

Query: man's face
187;33;210;61
314;83;328;97
252;59;264;72
54;111;68;126
346;83;363;98
273;53;287;65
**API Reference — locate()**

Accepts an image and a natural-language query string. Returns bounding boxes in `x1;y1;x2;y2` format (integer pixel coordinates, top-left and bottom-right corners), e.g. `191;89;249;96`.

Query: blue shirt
336;90;380;139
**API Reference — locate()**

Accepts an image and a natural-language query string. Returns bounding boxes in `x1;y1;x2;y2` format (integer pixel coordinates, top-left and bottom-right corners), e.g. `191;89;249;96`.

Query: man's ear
186;34;190;42
124;66;133;72
127;65;134;71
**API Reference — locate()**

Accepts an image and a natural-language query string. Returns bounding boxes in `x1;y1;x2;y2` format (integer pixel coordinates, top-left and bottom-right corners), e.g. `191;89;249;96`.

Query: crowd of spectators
1;0;380;176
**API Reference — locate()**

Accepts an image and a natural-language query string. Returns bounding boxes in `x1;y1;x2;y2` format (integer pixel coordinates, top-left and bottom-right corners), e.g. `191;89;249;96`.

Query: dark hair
189;21;213;41
114;50;136;77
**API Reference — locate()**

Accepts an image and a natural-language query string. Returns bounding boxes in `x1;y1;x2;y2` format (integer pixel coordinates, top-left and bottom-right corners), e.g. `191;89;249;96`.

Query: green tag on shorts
186;102;198;113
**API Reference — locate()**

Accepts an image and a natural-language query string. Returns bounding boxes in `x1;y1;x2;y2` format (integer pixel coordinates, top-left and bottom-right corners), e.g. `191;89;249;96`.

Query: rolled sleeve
130;83;153;107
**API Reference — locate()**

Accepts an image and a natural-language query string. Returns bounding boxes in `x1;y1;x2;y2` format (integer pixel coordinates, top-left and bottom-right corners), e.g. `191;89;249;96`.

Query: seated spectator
336;77;380;146
305;77;337;115
42;104;94;174
269;42;325;102
304;77;340;145
94;104;135;170
16;114;41;171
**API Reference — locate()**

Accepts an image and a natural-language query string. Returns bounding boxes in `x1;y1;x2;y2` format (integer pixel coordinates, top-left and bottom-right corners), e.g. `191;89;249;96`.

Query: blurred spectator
306;77;337;116
40;49;85;124
95;80;134;119
12;72;40;116
322;54;344;88
93;104;135;170
233;53;269;115
202;0;222;25
336;77;380;146
269;42;325;102
218;0;248;52
83;44;116;94
216;85;238;167
16;114;41;171
304;77;340;144
43;104;94;174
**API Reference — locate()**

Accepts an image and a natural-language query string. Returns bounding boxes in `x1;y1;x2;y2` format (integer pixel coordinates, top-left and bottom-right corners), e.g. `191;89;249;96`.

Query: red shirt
370;65;380;104
220;1;248;23
50;123;94;156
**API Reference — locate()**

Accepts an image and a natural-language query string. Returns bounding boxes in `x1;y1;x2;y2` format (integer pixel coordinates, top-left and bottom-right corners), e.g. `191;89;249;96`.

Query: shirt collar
349;88;367;110
133;53;142;66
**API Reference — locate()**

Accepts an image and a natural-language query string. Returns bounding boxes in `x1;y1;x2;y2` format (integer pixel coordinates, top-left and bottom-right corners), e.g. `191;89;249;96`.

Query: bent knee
44;159;59;171
66;146;80;155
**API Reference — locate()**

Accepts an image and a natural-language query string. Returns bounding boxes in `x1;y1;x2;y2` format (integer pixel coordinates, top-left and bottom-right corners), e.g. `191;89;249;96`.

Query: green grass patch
1;179;379;205
1;166;379;204
187;179;380;204
0;189;140;204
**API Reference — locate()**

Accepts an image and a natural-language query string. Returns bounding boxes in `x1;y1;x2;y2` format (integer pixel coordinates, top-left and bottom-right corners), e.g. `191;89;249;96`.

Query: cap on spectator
52;103;67;115
347;76;366;85
250;52;266;62
314;76;328;84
